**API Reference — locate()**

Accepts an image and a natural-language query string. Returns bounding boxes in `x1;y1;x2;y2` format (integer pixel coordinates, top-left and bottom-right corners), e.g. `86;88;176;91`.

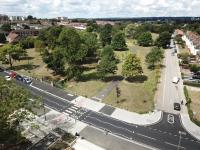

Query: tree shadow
125;75;148;83
79;72;102;81
11;64;39;71
19;56;34;61
103;75;124;82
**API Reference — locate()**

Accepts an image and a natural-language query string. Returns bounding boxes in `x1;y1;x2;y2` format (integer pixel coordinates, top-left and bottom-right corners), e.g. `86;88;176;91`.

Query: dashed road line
136;133;156;140
165;142;185;149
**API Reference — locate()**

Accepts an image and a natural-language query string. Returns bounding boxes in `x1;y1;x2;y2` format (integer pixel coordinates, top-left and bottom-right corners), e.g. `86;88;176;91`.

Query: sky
0;0;200;18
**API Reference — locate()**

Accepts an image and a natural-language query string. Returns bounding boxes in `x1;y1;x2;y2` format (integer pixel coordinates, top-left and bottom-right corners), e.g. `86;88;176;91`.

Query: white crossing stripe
69;107;76;112
65;109;73;114
71;106;79;110
67;94;74;96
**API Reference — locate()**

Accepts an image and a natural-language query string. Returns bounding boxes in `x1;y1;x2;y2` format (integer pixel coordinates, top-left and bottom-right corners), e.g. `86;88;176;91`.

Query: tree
145;47;164;69
79;31;98;57
47;49;65;74
189;64;200;73
137;32;153;47
27;15;33;20
0;24;11;32
124;24;137;38
0;44;26;68
122;54;143;78
111;32;127;50
0;33;6;43
34;39;45;53
97;45;117;78
58;28;87;80
19;37;35;49
0;77;40;148
155;32;171;48
99;24;113;46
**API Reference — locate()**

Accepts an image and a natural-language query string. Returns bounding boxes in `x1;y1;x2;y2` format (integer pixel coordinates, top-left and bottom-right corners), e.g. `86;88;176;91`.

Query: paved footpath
72;96;162;126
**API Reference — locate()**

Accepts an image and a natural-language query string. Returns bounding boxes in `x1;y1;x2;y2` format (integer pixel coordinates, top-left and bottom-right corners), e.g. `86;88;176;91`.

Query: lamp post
178;131;186;150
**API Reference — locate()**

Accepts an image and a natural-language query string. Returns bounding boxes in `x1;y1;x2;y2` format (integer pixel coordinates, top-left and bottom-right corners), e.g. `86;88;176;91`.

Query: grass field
188;89;200;121
103;39;160;113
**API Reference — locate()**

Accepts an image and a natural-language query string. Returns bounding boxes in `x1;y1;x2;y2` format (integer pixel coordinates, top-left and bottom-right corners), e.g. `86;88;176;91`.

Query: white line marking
65;110;72;114
137;133;156;140
67;93;74;96
165;142;185;149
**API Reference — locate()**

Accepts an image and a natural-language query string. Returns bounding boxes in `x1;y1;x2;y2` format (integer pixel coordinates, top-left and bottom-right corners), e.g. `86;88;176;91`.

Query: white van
172;77;180;84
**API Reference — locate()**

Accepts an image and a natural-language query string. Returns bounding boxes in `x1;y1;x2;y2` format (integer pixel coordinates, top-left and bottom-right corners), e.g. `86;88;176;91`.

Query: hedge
183;81;200;88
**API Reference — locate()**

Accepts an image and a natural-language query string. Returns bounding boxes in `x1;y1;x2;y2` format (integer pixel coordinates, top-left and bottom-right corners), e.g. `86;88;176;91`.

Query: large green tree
97;45;117;78
0;44;26;68
0;77;40;149
79;31;98;57
99;24;113;46
124;24;137;38
155;32;171;48
122;53;143;78
137;32;153;47
111;32;127;50
0;24;11;32
145;47;164;69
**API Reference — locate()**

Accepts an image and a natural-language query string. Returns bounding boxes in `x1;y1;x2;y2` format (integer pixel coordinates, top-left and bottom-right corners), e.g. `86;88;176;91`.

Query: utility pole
42;97;46;121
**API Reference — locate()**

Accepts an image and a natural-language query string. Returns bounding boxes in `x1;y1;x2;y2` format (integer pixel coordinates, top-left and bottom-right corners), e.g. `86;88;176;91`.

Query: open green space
103;39;160;113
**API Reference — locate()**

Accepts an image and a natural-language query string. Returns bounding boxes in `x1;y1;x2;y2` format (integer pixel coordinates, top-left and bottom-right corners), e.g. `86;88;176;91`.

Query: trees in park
0;24;11;32
97;45;117;78
145;47;164;69
137;32;153;47
122;54;143;79
99;24;113;46
155;32;171;48
34;39;45;53
79;31;98;57
0;44;26;68
0;33;6;43
124;24;137;38
111;32;127;50
19;37;35;49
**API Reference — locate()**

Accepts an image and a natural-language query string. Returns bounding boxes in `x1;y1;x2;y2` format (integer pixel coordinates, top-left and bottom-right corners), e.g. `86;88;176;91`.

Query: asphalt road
0;69;200;149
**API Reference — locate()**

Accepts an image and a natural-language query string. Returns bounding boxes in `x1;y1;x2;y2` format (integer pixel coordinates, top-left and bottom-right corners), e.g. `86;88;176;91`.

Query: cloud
0;0;199;18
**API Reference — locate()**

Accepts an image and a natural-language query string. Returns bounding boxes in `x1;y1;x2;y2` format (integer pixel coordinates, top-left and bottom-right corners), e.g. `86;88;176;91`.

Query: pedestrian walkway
111;108;162;125
91;81;119;101
73;138;106;150
72;96;162;125
181;114;200;140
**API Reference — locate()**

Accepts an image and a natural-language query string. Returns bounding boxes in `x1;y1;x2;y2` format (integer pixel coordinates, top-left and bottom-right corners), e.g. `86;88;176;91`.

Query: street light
178;131;186;150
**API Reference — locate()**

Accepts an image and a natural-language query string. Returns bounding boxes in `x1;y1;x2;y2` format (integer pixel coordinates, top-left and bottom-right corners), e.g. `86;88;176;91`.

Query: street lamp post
43;98;46;121
178;131;186;150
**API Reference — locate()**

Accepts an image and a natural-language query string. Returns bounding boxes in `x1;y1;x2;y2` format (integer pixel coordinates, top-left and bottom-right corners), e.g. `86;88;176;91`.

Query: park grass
1;48;55;79
188;89;200;121
103;39;160;113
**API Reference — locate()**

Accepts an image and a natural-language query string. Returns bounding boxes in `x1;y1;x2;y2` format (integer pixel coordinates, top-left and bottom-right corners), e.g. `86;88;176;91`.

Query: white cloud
0;0;199;18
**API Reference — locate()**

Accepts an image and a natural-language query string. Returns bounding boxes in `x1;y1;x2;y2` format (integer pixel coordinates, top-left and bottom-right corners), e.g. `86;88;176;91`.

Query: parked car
172;77;180;84
174;102;181;111
0;67;4;72
23;77;32;84
5;75;11;81
9;71;17;78
16;74;23;81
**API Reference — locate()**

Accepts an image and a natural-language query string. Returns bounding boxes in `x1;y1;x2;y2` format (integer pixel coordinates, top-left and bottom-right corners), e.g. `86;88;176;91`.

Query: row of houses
175;29;200;56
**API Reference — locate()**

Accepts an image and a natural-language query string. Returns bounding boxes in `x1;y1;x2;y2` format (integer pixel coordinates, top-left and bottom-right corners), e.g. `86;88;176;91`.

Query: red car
9;71;17;78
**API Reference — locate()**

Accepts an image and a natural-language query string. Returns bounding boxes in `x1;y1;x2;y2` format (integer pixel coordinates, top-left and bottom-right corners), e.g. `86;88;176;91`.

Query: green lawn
103;39;160;113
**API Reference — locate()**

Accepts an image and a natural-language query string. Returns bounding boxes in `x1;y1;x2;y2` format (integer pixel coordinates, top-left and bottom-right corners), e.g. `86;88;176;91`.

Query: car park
174;102;181;111
172;77;180;84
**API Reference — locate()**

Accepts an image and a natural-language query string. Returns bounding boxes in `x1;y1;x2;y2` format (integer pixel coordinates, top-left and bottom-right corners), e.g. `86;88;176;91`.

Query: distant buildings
57;21;87;30
96;20;115;26
7;29;39;43
9;16;26;21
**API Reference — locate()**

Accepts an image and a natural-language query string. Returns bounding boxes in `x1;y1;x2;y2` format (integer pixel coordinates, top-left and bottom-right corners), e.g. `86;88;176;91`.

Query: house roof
7;32;19;43
175;29;184;36
186;31;200;49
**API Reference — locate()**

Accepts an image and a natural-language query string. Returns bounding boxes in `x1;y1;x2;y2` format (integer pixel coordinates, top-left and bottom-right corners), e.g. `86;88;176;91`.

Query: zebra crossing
63;105;88;120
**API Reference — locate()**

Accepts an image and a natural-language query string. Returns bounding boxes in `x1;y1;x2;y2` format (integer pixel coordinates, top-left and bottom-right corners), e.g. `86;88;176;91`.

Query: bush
189;64;200;73
183;81;200;88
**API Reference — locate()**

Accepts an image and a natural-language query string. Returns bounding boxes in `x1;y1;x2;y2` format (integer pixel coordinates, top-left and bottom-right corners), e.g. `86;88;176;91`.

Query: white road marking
136;133;156;140
65;109;72;114
67;93;74;96
165;142;185;149
162;51;167;108
167;114;174;124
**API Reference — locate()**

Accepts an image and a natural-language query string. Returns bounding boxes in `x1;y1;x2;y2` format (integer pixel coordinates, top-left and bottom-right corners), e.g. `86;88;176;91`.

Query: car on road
16;74;23;81
174;102;181;111
172;77;180;84
0;67;4;72
23;77;32;84
9;71;17;78
5;75;11;81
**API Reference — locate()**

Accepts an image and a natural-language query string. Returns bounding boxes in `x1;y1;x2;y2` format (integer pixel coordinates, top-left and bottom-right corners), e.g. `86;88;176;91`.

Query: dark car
174;103;181;111
16;74;23;81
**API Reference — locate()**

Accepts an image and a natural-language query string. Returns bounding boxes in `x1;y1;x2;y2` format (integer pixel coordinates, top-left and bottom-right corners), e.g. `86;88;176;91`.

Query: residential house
7;29;39;43
96;20;115;26
182;31;200;55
